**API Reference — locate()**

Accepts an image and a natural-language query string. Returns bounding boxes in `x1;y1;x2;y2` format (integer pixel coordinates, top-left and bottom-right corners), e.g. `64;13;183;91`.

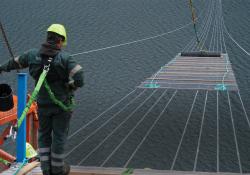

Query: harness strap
17;65;49;128
43;79;75;112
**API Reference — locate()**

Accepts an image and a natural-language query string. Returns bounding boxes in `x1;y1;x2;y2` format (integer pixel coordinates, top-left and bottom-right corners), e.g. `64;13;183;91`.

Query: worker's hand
65;81;78;91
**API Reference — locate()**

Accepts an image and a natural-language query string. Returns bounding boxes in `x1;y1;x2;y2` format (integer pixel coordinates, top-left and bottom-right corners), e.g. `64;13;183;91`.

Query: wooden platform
28;166;250;175
138;53;238;91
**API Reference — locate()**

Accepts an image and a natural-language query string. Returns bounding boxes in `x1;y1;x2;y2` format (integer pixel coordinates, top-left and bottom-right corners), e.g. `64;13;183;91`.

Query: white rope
66;89;147;157
219;0;223;52
70;23;193;57
209;3;217;51
213;1;218;51
213;0;220;52
216;91;219;172
171;90;199;170
216;0;221;52
208;15;215;50
71;1;210;58
77;89;161;165
101;90;177;167
124;89;177;168
193;90;208;171
237;91;250;129
199;0;214;50
222;15;228;53
224;25;250;56
191;0;213;51
220;3;230;86
227;91;243;174
68;89;138;140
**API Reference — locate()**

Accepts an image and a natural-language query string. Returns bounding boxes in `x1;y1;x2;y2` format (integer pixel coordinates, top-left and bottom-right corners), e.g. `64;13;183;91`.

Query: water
1;0;250;173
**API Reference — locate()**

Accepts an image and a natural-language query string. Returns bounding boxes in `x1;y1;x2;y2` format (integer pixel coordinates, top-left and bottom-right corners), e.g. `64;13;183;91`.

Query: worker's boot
52;163;70;175
62;163;70;175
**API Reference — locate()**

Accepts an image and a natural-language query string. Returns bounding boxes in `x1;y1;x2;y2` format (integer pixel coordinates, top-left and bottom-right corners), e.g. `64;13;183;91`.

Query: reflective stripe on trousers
39;147;51;171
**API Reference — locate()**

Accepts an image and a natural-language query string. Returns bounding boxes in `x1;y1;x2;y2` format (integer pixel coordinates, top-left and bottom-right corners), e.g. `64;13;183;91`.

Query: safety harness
43;79;75;111
17;58;74;129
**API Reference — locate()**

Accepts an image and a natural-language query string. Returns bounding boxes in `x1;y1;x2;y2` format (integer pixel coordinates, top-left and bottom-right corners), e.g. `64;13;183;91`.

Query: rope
237;91;250;129
193;91;208;171
216;91;219;172
70;22;192;57
77;89;161;165
100;89;164;167
215;2;219;52
195;0;213;51
224;25;250;56
198;0;214;51
188;0;212;51
208;4;217;51
71;2;208;58
68;89;138;140
150;1;210;84
219;0;223;52
124;90;177;168
66;89;147;158
171;90;199;170
227;91;243;174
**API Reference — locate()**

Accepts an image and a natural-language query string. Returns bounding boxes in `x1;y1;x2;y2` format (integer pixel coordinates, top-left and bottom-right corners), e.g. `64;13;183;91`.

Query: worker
0;24;84;175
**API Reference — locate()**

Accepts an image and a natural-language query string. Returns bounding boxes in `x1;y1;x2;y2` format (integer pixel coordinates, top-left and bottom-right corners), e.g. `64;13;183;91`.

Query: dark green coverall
0;46;83;174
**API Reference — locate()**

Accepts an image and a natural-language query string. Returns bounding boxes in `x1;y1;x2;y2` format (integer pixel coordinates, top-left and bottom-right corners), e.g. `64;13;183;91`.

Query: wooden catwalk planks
138;52;238;91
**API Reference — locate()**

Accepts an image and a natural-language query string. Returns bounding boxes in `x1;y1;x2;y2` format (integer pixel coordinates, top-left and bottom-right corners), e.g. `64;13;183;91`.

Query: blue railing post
17;73;27;162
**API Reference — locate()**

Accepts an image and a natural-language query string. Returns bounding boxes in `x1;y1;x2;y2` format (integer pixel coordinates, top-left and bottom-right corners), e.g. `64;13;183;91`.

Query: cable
170;90;199;170
123;89;173;168
68;89;138;140
216;91;220;172
224;25;250;56
71;23;193;57
77;89;164;166
237;91;250;129
227;91;243;174
100;89;160;167
193;90;208;171
65;89;147;157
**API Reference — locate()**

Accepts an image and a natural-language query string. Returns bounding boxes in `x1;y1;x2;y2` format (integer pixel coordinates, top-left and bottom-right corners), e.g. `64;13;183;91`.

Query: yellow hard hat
47;24;67;46
26;142;38;159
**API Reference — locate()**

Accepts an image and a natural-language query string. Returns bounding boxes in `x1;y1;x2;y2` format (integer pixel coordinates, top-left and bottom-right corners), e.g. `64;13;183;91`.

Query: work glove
67;82;78;91
66;78;78;91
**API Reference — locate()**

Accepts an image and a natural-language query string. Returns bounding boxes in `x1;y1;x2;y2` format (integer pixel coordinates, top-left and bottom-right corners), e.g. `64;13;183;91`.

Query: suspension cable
65;89;147;157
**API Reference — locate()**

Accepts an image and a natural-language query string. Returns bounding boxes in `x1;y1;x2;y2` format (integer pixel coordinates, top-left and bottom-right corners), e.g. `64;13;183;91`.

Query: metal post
17;73;27;162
